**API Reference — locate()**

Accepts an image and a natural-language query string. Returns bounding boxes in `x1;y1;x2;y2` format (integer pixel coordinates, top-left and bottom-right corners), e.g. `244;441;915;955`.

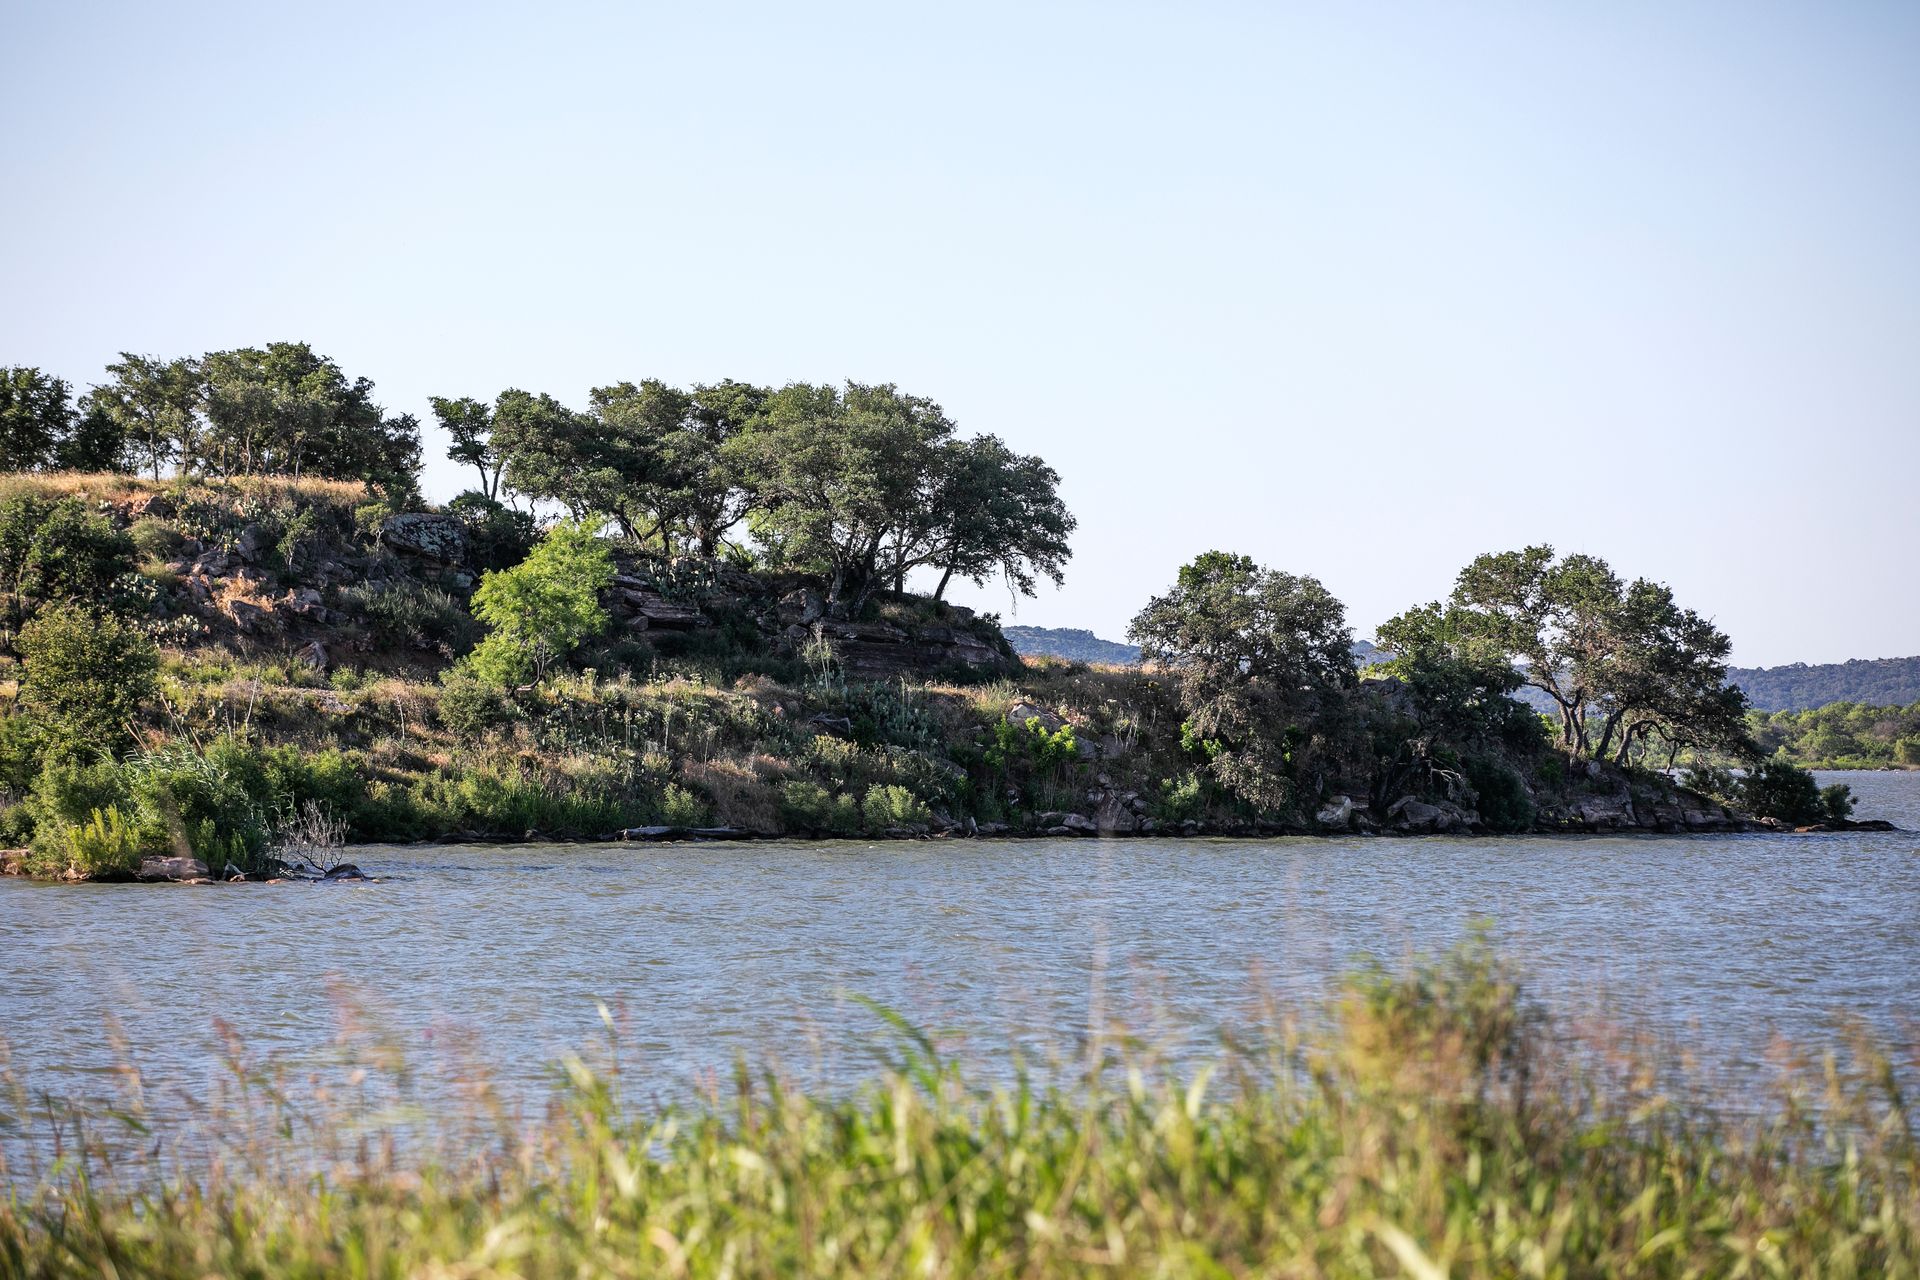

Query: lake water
2;772;1915;1123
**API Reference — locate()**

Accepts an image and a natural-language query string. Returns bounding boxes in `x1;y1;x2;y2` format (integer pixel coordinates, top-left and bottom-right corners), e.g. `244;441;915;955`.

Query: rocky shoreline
5;812;1899;883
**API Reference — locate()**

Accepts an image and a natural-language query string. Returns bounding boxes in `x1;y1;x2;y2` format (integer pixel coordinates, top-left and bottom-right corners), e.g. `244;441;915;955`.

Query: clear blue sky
4;1;1915;667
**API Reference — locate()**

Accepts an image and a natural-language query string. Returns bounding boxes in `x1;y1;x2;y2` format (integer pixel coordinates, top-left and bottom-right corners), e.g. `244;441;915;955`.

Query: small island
0;347;1881;882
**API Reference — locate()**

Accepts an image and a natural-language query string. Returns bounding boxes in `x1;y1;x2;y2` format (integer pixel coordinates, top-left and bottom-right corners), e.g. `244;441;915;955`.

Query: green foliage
985;716;1078;774
1429;545;1749;762
659;783;707;828
1129;550;1353;815
1156;769;1205;820
467;521;614;686
861;783;930;830
9;939;1919;1278
448;490;537;571
778;780;862;835
0;494;137;613
0;366;75;470
341;579;474;652
1748;698;1920;769
1732;759;1854;826
16;603;159;754
40;805;143;879
1463;756;1534;833
436;667;520;737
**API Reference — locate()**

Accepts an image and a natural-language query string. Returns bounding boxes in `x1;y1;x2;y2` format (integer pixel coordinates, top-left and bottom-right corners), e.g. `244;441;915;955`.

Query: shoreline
3;815;1901;884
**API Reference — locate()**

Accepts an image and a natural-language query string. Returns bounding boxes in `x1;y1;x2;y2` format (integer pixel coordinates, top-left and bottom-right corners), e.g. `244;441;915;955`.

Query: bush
1464;756;1534;833
35;805;143;880
0;494;136;613
436;667;518;738
16;603;159;754
342;580;475;653
449;491;538;572
128;516;186;563
862;783;931;830
1736;759;1828;825
779;780;861;835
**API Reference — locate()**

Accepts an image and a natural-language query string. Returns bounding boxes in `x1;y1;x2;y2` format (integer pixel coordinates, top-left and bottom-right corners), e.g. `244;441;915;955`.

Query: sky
2;1;1915;668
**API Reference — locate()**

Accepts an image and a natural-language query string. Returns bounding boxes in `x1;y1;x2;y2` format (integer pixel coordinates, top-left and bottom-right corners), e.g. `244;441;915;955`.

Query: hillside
0;475;1793;884
1003;626;1140;665
1005;627;1390;670
1728;656;1920;712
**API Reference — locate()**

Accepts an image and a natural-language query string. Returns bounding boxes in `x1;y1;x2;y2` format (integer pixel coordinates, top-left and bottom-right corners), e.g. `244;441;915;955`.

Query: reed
2;942;1914;1278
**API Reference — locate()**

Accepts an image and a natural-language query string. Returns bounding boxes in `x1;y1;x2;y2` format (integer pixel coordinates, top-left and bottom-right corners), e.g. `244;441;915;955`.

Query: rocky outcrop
379;512;466;564
138;855;210;882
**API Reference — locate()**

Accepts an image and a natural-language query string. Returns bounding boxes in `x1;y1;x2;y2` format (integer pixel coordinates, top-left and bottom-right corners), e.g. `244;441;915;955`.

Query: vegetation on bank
0;341;1868;873
1749;699;1920;770
3;940;1915;1277
1728;654;1920;713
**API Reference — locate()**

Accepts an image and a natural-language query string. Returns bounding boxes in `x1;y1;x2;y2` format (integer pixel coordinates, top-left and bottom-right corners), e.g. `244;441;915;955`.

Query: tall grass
2;942;1915;1277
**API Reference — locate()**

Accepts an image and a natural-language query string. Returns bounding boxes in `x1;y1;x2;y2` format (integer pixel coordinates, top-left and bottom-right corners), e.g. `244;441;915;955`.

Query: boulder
379;512;466;565
225;598;275;633
1005;702;1066;734
1037;811;1097;835
295;640;329;673
125;492;175;521
617;588;707;630
1386;796;1445;832
236;523;272;563
1574;793;1636;829
1316;795;1354;828
138;855;210;881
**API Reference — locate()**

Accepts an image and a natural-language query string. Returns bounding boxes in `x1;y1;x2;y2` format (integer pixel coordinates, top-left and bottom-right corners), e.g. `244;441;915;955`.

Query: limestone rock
379;512;466;565
1316;795;1354;828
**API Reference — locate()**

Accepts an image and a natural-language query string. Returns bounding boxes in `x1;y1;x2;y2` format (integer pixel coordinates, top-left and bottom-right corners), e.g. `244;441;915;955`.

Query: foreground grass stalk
2;944;1915;1278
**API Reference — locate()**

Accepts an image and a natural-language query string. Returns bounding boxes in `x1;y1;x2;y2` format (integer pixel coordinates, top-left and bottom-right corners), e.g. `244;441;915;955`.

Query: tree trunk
934;563;955;601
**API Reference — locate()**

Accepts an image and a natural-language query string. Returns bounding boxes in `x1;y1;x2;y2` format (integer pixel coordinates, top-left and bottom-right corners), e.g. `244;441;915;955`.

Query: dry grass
0;470;371;511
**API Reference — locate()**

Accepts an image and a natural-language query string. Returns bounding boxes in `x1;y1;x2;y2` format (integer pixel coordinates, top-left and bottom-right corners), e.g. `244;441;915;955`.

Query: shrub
0;494;136;613
779;780;861;835
16;603;159;754
128;516;186;562
1736;759;1829;825
1820;782;1856;823
659;783;707;828
40;805;143;879
1464;755;1534;833
861;783;930;830
467;522;614;687
343;580;474;652
436;667;518;738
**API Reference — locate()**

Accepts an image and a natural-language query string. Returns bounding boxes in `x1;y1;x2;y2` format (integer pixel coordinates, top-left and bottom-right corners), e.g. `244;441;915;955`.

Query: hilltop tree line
0;347;1074;612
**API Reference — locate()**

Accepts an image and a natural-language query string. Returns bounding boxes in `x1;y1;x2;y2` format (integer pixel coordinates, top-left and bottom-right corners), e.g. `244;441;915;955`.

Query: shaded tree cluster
1;345;421;494
434;379;1074;614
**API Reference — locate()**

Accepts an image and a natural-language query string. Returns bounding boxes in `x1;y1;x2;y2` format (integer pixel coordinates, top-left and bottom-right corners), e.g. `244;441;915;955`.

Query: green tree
1374;601;1531;746
0;367;72;471
1440;545;1747;760
17;604;159;754
466;522;615;686
890;434;1075;601
0;494;136;615
432;396;506;501
87;353;202;479
492;389;662;541
724;382;952;611
1129;551;1355;813
199;342;421;487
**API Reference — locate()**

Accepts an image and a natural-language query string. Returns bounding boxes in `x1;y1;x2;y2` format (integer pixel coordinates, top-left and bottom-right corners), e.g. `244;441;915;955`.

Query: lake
3;771;1916;1121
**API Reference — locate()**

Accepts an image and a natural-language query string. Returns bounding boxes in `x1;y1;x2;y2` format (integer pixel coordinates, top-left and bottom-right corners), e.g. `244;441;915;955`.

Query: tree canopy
1379;545;1750;762
1129;551;1355;812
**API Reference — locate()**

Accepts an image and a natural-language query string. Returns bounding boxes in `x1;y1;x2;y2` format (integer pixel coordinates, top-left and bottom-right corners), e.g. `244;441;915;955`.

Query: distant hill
1729;656;1920;712
1005;627;1391;670
1004;626;1140;665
